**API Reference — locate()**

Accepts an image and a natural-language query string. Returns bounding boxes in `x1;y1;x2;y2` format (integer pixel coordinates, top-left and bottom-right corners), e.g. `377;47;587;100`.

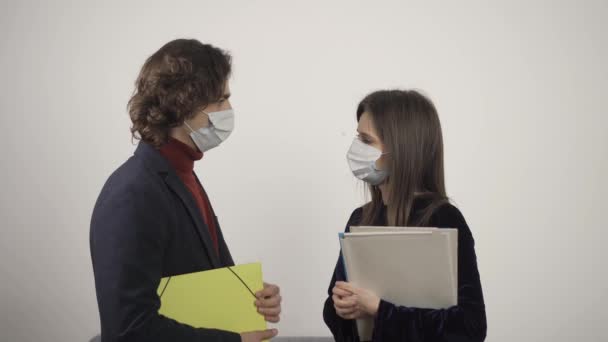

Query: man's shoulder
106;155;150;189
95;153;167;208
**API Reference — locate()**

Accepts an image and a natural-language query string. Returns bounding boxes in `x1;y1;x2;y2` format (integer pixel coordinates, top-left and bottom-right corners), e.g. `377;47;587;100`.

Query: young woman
323;90;487;341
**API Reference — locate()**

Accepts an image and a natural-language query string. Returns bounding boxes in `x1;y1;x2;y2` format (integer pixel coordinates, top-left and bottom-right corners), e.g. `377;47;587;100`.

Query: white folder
339;227;458;341
349;226;458;285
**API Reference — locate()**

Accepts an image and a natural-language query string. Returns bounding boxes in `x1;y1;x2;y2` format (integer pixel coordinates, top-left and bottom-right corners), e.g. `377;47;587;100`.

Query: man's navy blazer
90;142;240;342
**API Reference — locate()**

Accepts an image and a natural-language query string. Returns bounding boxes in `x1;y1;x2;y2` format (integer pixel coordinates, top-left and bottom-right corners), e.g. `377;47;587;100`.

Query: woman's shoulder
345;202;387;230
346;200;470;230
428;201;469;230
346;206;365;226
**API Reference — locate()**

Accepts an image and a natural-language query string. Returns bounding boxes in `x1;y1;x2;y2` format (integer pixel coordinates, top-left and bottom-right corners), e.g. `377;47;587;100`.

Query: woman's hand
332;284;365;320
333;281;381;319
254;282;282;323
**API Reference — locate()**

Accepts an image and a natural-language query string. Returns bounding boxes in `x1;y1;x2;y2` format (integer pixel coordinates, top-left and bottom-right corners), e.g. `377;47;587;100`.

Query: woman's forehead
357;112;378;136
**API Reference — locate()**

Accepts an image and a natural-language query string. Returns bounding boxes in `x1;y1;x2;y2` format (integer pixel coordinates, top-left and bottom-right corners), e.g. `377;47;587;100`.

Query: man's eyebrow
222;93;231;99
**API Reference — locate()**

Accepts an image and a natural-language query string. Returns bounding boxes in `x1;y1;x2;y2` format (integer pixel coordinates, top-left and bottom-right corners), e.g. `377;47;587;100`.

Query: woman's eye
357;135;371;144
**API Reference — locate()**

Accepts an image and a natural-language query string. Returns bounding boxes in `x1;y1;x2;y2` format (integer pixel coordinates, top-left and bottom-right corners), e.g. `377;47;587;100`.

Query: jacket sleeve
371;206;487;342
90;180;241;342
323;256;360;342
323;209;361;342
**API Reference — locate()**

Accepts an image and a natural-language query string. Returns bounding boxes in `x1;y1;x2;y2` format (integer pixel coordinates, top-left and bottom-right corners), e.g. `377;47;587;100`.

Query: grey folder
340;227;458;341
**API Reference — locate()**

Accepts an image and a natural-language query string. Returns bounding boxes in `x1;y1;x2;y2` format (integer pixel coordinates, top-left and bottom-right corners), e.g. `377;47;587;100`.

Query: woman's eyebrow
357;131;374;139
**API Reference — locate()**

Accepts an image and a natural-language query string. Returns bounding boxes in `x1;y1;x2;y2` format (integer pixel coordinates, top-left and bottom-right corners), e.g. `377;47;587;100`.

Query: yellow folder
157;262;267;334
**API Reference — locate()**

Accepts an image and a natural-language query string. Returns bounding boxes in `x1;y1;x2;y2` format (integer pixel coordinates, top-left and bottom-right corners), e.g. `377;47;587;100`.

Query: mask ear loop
184;120;199;133
184;108;213;130
184;117;213;136
199;110;216;129
374;151;390;170
373;152;390;187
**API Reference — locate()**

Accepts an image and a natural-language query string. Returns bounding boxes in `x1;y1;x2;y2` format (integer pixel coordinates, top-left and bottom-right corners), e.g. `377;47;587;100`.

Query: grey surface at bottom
89;336;333;342
274;338;334;342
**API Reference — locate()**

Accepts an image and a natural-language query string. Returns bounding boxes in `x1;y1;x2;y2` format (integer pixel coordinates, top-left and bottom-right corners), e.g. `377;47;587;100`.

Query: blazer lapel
135;142;221;268
164;173;221;268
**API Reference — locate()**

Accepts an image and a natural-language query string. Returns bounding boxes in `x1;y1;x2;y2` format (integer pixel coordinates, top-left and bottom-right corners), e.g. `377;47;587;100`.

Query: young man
90;39;281;342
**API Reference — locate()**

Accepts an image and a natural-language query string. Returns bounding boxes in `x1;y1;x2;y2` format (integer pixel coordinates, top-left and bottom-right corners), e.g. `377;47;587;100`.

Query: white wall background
1;0;607;341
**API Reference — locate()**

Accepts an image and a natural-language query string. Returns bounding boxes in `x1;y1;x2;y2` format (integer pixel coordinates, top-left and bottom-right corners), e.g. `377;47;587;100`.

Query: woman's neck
379;183;390;204
379;184;395;225
385;207;396;226
381;185;429;226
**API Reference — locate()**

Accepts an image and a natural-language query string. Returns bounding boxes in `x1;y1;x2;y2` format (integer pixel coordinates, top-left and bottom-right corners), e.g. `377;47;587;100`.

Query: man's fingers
258;305;281;316
257;329;278;340
242;329;279;341
256;294;282;308
264;315;281;323
256;283;280;298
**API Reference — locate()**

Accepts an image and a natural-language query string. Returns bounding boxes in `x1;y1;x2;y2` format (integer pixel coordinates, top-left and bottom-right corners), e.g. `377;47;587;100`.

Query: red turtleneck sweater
159;138;219;256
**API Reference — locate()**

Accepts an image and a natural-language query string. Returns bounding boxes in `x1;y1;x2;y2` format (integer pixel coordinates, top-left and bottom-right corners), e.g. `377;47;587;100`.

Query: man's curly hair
127;39;232;147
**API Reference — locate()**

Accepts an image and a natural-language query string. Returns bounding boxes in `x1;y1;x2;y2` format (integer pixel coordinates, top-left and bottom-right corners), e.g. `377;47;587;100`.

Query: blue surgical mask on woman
346;137;389;185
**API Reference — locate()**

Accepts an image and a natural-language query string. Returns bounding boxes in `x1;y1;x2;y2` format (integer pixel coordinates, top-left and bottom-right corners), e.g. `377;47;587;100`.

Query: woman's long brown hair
357;90;448;227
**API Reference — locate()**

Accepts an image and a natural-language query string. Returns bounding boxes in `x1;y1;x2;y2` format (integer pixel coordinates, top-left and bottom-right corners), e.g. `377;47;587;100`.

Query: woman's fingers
335;281;356;293
332;286;353;297
335;304;358;316
332;294;356;308
333;294;357;314
335;303;361;320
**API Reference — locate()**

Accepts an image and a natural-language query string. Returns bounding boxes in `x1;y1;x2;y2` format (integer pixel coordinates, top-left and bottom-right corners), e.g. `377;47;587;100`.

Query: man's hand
240;328;278;342
255;282;282;323
333;281;381;319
